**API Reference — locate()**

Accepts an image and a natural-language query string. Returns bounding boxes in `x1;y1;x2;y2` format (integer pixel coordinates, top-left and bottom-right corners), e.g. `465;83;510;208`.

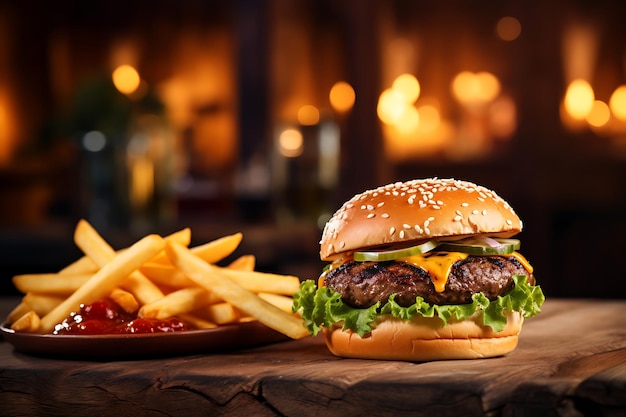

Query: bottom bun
323;312;523;361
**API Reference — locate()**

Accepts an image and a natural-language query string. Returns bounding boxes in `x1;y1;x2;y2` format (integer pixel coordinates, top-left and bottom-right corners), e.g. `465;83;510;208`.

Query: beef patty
323;254;534;308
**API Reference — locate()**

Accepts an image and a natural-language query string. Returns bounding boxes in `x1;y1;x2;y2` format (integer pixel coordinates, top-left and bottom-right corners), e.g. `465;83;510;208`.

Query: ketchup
53;298;191;335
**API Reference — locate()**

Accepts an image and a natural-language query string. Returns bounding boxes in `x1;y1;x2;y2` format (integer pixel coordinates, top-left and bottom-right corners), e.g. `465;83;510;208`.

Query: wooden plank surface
1;298;625;417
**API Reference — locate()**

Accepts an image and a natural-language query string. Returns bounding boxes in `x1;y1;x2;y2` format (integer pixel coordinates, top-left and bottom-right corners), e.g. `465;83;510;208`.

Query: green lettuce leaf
292;275;545;336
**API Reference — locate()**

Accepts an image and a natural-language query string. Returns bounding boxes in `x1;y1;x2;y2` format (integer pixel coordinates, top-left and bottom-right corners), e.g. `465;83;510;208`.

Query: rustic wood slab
1;298;625;417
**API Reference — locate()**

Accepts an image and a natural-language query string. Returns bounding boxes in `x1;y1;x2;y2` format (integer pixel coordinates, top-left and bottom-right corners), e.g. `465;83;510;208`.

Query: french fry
165;227;192;246
178;313;217;329
139;263;300;295
139;287;221;320
148;228;192;264
23;293;64;316
257;293;296;313
166;242;309;339
12;273;91;296
10;311;40;332
139;263;194;288
74;219;165;304
219;269;301;295
189;233;243;264
109;288;140;314
38;234;165;334
58;255;99;275
227;254;256;271
195;302;241;325
7;301;31;324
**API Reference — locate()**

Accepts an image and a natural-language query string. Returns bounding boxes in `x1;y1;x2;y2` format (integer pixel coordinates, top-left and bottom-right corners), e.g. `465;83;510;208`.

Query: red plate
1;321;290;359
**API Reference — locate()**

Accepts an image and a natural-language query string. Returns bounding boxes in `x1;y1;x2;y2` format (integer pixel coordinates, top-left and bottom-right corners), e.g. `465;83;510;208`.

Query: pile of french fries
6;219;310;340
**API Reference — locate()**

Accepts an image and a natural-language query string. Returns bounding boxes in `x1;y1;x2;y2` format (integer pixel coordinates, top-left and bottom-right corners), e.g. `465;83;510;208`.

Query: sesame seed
382;213;390;218
367;204;374;210
414;225;423;234
454;215;462;221
455;210;462;216
389;227;396;235
339;241;345;248
377;202;385;207
506;220;513;225
360;205;366;210
400;230;405;239
427;217;435;222
433;205;441;209
403;223;411;229
472;210;479;215
367;213;375;219
461;202;469;207
477;197;485;202
482;210;487;216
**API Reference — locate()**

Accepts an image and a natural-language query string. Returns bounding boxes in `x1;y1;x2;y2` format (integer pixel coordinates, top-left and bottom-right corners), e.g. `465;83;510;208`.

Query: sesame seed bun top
319;178;522;260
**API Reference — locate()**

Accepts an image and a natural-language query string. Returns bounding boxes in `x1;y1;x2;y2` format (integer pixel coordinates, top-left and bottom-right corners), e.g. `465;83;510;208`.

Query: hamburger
293;178;544;361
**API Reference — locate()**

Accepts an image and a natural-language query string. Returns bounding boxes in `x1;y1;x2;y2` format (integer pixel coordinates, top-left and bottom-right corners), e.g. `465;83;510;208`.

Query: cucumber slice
353;239;439;262
436;237;520;255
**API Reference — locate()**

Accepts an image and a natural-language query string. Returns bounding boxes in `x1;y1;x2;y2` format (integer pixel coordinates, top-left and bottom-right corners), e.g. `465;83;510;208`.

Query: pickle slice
436;237;520;255
353;239;439;261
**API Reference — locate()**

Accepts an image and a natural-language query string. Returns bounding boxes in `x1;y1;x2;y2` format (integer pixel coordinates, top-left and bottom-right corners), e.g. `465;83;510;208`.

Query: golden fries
227;254;256;271
74;219;165;304
190;233;243;264
38;234;165;334
5;219;308;342
139;287;221;320
13;273;90;296
23;293;64;316
109;288;140;314
166;242;309;339
11;311;41;332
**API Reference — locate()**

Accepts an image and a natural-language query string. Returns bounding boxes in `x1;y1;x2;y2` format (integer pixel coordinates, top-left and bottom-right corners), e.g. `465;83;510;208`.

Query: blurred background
1;0;626;299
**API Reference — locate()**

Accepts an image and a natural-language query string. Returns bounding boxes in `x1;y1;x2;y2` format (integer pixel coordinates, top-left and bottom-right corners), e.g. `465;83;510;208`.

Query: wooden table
1;298;625;417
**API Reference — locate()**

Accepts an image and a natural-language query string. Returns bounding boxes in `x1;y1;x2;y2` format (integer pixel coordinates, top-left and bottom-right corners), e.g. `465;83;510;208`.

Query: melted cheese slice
397;253;468;292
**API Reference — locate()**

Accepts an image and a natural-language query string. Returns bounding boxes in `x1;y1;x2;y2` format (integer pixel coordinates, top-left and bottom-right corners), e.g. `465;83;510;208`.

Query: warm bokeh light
377;88;407;125
496;17;522;41
586;100;610;128
451;71;501;106
395;105;420;134
0;92;13;164
489;95;517;138
329;81;355;113
564;79;595;120
278;128;303;158
377;73;422;129
609;85;626;121
297;105;320;125
392;73;420;104
416;104;440;133
112;64;141;95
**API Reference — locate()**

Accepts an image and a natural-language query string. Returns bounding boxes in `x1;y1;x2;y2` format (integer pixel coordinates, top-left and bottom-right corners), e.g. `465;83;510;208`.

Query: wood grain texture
1;299;625;417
